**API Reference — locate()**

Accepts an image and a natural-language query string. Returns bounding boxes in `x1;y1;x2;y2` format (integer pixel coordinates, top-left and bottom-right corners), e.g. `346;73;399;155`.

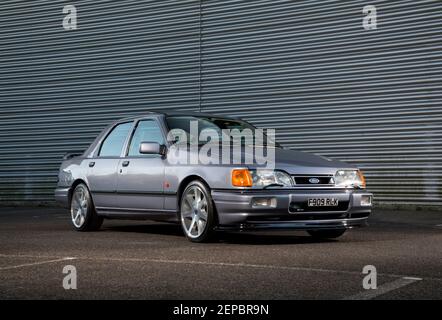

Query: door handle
122;160;130;167
88;162;95;167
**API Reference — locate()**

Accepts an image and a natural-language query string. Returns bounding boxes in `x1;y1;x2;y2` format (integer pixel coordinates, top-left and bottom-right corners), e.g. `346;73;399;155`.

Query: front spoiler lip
217;217;368;231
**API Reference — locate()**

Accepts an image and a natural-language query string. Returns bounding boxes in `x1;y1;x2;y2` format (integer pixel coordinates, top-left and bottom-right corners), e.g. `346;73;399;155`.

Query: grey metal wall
0;0;200;202
200;0;442;206
0;1;441;207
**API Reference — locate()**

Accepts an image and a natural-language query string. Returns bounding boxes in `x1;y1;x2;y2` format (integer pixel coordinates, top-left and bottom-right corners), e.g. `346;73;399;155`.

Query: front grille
292;175;334;186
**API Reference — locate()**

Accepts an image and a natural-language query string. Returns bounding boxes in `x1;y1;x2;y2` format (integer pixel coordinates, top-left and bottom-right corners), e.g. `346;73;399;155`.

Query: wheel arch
176;175;209;208
68;179;89;204
176;176;219;222
177;175;219;240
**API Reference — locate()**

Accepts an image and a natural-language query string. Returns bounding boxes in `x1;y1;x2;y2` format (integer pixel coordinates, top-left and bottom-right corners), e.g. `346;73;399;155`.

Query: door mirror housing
139;142;166;155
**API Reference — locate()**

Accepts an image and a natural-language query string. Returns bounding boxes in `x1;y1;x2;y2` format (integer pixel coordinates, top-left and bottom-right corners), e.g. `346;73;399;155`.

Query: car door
86;121;133;211
116;118;166;211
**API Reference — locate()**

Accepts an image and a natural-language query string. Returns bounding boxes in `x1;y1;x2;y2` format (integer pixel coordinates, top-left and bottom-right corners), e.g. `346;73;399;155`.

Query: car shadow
103;222;338;245
103;223;184;237
218;232;339;245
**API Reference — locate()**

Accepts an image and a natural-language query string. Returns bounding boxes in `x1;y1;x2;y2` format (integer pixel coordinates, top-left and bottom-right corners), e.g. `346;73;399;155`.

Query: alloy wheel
180;185;209;239
71;186;88;228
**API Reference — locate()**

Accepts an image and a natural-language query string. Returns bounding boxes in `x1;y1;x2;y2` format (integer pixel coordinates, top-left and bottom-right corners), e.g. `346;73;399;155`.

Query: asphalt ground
0;207;441;300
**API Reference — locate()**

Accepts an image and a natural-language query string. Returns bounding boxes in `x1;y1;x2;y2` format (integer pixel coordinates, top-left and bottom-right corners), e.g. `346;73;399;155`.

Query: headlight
251;169;293;187
334;170;366;188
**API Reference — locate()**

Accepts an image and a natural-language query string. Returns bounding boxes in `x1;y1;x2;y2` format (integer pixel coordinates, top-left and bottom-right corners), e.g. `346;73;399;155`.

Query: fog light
361;195;372;206
252;197;277;208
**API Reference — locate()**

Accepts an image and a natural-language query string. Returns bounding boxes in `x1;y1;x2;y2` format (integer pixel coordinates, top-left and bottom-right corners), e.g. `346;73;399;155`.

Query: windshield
165;116;280;147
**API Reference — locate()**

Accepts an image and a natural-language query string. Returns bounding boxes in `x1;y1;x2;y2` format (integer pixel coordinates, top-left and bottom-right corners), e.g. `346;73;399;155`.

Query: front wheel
70;183;103;231
307;229;346;239
180;180;217;243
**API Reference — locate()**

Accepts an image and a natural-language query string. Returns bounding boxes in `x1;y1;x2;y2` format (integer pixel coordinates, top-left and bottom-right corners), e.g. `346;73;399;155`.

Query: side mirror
139;142;166;155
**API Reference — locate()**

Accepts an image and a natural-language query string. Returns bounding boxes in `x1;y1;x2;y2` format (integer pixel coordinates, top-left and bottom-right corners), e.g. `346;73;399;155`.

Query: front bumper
211;189;372;231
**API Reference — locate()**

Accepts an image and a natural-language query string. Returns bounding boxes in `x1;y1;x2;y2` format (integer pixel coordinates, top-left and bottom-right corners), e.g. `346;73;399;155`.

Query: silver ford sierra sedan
55;111;372;242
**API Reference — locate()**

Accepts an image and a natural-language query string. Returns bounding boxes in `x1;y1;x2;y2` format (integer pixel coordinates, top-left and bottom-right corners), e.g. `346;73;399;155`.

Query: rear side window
128;120;164;156
99;122;132;157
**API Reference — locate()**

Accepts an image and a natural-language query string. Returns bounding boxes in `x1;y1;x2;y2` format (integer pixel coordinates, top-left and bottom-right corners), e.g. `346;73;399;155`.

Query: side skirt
96;206;179;222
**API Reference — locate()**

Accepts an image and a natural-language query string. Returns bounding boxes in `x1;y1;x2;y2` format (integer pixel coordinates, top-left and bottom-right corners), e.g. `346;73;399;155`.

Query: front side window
128;120;164;156
99;122;132;157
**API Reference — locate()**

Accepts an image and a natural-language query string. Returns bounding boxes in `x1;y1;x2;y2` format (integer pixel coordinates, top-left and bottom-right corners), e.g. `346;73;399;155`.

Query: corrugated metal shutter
0;0;200;202
0;0;441;207
200;0;442;206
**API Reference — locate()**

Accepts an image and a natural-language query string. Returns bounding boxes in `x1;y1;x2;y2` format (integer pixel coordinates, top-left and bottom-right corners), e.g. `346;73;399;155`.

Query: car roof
115;110;241;122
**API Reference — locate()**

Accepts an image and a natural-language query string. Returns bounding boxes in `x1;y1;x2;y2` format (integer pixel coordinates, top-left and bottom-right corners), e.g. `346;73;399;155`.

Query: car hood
176;144;356;175
256;147;356;175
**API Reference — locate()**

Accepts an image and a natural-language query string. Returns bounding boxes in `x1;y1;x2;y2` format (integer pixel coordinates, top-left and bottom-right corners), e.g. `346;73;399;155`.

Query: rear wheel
307;229;346;239
180;180;216;243
70;183;103;231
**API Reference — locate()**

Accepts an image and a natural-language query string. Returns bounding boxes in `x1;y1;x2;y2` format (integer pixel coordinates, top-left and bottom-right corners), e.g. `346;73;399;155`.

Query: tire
70;183;103;231
307;229;346;239
179;180;217;243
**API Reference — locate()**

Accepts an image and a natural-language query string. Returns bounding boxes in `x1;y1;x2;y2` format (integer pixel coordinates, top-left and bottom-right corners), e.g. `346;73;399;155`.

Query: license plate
308;198;339;207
